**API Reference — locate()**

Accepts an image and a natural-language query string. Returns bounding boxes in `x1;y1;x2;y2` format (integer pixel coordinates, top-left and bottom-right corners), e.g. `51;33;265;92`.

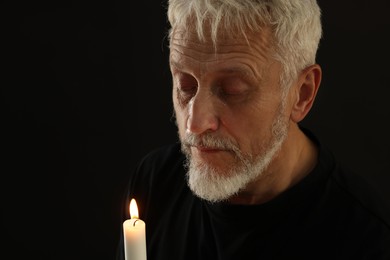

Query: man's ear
290;64;322;123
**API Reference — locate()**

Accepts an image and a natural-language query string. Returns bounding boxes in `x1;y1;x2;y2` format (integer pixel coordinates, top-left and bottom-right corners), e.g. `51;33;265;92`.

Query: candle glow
130;198;139;219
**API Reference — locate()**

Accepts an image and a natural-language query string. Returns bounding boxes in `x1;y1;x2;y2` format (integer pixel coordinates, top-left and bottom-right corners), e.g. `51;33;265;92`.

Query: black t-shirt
116;130;390;260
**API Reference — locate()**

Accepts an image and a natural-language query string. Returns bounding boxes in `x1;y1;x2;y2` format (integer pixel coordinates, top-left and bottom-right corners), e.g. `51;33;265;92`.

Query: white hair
167;0;322;89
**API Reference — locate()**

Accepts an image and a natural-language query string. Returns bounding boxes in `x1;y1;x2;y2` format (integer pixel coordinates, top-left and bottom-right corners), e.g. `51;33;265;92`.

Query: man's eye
175;74;198;102
177;85;197;102
219;79;249;96
221;87;244;96
178;85;197;93
175;81;197;105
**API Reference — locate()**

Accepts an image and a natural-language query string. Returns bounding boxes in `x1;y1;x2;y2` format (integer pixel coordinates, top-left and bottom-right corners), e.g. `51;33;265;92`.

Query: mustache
182;133;241;154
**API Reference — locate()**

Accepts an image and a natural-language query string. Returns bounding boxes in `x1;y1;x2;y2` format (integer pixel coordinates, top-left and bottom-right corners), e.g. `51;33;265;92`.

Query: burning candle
123;198;147;260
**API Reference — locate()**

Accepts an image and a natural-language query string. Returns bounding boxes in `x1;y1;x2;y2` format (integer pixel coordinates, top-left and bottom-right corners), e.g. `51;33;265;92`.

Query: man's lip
193;146;224;153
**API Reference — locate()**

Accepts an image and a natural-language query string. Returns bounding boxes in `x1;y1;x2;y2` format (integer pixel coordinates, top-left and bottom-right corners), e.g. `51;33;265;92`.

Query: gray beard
180;105;289;203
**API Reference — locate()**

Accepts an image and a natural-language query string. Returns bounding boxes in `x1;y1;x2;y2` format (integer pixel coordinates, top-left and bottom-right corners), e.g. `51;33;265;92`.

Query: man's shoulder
303;126;390;229
329;163;390;229
132;142;186;184
138;142;184;168
126;142;187;203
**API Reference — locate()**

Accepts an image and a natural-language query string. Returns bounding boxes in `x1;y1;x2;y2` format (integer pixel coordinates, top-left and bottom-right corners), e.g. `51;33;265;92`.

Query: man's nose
186;91;219;135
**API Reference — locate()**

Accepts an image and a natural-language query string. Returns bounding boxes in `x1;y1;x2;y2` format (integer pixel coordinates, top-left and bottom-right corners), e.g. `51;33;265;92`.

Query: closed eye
174;72;198;103
217;77;250;97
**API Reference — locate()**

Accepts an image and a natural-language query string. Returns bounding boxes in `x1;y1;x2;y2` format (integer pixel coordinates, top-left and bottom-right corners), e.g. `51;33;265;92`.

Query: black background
2;1;389;259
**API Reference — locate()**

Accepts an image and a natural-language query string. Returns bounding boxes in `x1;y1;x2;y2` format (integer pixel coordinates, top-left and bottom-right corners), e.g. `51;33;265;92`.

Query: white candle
123;198;147;260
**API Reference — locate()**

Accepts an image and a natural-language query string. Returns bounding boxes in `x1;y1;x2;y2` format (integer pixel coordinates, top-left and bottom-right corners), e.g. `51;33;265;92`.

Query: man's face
170;28;290;202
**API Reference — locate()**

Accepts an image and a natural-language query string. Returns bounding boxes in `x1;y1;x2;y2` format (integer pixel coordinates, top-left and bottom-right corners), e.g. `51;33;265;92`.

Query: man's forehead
169;27;275;69
169;25;274;52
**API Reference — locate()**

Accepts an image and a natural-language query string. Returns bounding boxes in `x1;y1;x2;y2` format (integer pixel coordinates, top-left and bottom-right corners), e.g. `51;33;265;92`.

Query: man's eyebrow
170;61;253;76
213;66;260;82
216;67;252;76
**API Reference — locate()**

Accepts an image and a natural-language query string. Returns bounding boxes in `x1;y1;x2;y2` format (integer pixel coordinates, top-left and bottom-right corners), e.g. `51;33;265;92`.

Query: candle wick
133;219;140;227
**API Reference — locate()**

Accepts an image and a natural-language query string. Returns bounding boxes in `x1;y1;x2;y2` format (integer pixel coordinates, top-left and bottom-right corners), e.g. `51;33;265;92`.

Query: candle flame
129;198;139;219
